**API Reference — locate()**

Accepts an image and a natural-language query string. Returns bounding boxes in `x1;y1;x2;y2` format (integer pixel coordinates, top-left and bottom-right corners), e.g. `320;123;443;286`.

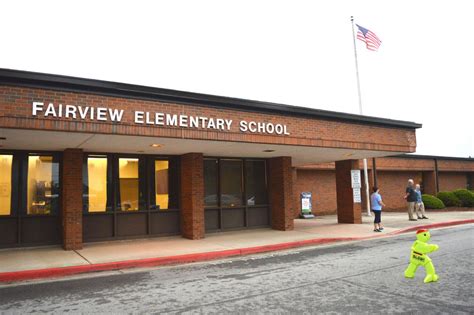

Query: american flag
356;24;382;51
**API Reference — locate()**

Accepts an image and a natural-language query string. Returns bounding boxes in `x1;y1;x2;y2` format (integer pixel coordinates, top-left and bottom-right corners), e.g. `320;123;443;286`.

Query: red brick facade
268;157;294;230
0;86;416;153
180;153;205;239
293;170;337;217
61;149;83;250
438;160;474;172
438;172;468;192
376;171;422;210
295;157;473;214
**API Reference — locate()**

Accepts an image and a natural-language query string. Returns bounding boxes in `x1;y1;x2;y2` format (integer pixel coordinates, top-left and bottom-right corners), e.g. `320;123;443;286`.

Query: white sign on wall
353;188;362;203
31;101;291;135
351;170;361;188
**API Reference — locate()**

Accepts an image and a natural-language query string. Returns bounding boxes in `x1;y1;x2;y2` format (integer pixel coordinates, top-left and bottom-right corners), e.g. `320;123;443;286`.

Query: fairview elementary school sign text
31;102;290;135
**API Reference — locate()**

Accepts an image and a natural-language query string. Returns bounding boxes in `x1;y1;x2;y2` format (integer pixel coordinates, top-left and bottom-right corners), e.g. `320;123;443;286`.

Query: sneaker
422;216;428;219
379;227;384;231
409;219;417;221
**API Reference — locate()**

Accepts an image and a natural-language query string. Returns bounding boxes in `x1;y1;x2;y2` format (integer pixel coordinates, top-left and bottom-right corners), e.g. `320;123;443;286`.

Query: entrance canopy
1;128;405;166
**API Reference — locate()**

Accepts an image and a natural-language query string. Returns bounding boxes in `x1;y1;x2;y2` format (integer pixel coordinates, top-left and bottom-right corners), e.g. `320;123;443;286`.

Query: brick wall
374;157;435;171
61;149;83;250
437;160;474;172
376;171;422;210
294;169;337;216
180;153;205;239
268;157;294;231
297;157;474;212
438;172;468;192
0;86;416;153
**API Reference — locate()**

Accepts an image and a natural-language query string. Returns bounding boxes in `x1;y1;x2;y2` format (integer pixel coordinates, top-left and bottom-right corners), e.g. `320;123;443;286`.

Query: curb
388;219;474;235
1;219;472;283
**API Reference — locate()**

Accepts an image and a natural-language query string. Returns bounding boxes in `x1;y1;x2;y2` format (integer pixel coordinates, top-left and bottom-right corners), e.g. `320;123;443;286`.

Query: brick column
180;153;205;239
268;156;294;231
335;160;362;224
61;149;83;250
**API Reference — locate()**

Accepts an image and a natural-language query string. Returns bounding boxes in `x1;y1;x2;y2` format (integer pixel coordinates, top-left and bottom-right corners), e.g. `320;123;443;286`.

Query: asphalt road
1;225;473;314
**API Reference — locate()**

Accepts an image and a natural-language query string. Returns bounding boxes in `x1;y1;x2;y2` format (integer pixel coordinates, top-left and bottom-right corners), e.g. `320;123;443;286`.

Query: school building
0;69;472;250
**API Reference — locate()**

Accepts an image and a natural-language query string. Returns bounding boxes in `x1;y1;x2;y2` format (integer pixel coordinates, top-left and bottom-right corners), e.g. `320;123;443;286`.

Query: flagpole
351;16;371;217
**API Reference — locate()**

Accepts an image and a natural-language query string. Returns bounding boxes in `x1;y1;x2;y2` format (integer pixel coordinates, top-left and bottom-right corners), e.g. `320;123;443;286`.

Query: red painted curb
389;219;474;236
1;219;472;283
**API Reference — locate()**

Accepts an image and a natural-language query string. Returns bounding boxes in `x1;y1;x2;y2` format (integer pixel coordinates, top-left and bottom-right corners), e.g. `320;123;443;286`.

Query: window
204;159;218;207
0;155;13;215
155;160;169;209
220;159;243;207
118;158;139;211
84;156;108;212
245;160;267;206
27;155;59;215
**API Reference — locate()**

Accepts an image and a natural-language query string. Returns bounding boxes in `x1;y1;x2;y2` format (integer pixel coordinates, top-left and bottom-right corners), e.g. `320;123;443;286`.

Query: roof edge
390;154;474;162
0;68;422;129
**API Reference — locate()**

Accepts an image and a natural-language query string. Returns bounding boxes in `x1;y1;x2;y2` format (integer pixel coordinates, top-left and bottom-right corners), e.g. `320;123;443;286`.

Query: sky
1;0;473;158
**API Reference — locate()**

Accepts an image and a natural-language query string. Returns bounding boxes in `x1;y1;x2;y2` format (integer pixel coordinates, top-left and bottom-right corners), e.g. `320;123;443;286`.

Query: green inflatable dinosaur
404;229;439;283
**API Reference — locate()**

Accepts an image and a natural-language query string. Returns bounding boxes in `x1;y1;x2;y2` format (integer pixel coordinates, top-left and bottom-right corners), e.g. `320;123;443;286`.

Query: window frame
219;158;245;208
82;154;112;213
0;153;16;217
83;153;180;215
0;149;62;218
244;159;268;207
203;156;269;231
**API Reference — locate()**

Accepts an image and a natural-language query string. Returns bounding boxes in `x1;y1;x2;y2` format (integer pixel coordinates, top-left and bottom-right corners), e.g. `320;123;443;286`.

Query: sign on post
351;170;362;203
300;192;315;219
351;170;361;188
353;188;362;203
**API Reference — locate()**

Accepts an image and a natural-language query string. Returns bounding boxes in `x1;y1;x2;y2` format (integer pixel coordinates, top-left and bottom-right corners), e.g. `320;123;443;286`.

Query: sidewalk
1;211;472;282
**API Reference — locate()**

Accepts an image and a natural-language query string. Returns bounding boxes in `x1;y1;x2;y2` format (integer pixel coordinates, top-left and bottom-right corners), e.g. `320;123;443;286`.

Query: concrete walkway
0;211;472;279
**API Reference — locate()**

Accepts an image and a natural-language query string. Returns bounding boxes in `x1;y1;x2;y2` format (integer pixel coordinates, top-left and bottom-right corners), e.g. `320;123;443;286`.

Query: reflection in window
204;159;218;207
220;160;243;207
0;155;13;215
119;158;139;211
27;155;58;215
87;157;108;212
245;160;267;206
155;160;169;209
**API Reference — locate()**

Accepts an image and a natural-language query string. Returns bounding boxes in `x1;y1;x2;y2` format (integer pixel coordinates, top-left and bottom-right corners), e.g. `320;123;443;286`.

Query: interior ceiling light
263;149;275;153
150;144;163;148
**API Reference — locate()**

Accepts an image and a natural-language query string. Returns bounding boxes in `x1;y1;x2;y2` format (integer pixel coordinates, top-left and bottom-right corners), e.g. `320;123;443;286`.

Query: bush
452;189;474;207
436;191;463;207
422;194;445;209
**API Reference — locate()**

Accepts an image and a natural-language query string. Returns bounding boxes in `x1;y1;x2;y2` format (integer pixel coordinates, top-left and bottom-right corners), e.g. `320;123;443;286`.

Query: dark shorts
372;210;381;223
